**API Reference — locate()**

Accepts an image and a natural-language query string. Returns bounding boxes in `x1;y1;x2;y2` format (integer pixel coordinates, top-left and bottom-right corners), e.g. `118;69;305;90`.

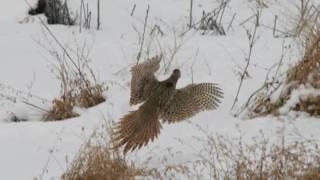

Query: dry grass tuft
44;98;78;121
76;84;105;108
62;145;146;180
44;83;105;121
62;121;150;180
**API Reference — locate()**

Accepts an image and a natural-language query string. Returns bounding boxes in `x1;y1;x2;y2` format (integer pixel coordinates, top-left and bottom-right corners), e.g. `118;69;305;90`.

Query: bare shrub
29;0;75;25
41;39;106;121
46;0;75;25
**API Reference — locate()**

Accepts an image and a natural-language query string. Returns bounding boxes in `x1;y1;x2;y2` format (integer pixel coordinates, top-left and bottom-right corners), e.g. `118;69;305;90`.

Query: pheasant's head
172;69;181;79
165;69;181;88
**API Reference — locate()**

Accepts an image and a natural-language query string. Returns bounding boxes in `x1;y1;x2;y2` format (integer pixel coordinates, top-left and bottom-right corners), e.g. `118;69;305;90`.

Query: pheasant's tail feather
112;109;161;154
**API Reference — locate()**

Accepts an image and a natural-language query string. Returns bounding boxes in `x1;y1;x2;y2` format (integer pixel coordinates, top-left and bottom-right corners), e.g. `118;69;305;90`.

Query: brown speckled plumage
113;56;223;153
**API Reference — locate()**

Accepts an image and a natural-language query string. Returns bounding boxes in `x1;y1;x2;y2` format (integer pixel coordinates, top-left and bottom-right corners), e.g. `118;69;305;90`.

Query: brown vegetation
186;128;320;180
62;122;150;180
76;84;105;108
250;10;320;117
44;98;79;121
42;40;106;121
62;120;320;180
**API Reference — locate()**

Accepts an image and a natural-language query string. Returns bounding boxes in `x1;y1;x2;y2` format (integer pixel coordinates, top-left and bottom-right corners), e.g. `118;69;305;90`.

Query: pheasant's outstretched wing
130;56;161;105
161;83;223;123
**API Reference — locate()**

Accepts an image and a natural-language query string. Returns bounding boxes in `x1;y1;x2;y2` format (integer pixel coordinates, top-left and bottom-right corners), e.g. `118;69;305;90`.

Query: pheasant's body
113;56;223;153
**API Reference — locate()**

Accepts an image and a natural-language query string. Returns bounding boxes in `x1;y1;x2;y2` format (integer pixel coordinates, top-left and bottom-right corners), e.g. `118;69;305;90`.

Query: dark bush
28;0;75;25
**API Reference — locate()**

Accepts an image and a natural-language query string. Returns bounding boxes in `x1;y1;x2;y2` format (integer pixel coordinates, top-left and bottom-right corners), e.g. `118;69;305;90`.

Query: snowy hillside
0;0;320;179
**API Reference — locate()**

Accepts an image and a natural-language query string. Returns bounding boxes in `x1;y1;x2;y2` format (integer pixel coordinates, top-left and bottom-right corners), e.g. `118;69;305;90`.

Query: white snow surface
0;0;319;179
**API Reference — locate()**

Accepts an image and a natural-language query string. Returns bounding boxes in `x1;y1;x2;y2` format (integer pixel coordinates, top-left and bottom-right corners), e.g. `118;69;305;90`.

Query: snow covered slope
0;0;319;179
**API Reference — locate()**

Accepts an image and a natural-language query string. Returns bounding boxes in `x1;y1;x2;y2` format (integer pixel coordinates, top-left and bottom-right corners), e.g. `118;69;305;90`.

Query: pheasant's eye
173;69;181;77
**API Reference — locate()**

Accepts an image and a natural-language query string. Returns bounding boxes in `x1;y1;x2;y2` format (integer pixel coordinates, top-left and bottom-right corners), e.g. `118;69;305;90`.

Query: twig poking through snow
136;5;150;65
189;0;193;29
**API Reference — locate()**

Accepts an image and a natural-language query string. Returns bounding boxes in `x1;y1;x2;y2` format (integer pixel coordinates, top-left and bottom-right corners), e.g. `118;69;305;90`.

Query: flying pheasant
113;56;223;153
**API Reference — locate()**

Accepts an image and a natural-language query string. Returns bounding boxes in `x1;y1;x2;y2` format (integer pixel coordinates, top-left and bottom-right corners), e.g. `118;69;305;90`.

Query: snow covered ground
0;0;319;179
